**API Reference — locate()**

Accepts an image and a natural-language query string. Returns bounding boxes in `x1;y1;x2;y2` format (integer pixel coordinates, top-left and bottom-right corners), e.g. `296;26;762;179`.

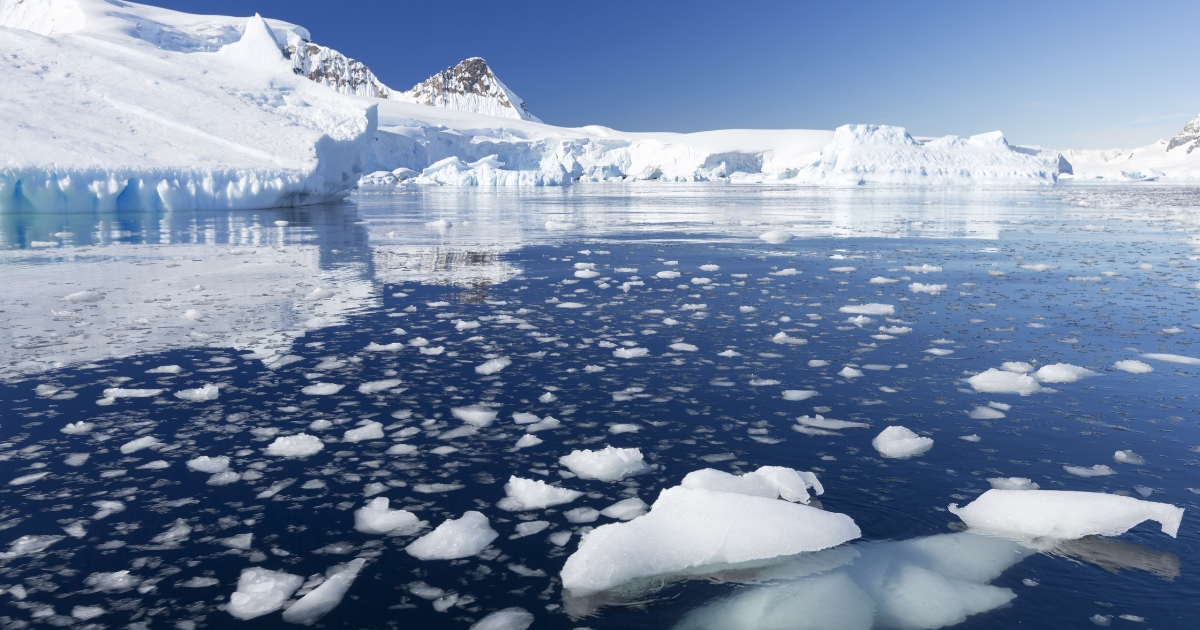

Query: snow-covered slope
1059;113;1200;182
0;0;375;212
362;100;1064;187
394;57;541;122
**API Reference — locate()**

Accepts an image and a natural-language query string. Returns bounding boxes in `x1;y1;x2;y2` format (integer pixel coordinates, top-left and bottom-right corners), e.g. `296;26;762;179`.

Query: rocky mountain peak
400;57;540;122
1166;113;1200;153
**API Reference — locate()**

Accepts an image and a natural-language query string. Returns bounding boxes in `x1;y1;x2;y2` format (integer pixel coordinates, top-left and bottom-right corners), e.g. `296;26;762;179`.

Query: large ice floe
560;467;858;596
949;490;1184;540
0;0;375;211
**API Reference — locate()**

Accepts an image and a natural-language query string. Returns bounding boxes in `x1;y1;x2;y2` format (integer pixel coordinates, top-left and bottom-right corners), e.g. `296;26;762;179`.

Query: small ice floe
772;332;807;345
600;497;649;520
186;456;230;474
559;447;649;481
281;558;366;625
61;421;94;435
987;477;1039;490
613;347;649;358
511;521;550;539
220;533;253;550
59;290;105;303
497;476;583;511
656;270;681;279
559;476;860;594
838;303;895;317
872;426;933;459
793;415;870;436
0;535;64;560
1034;363;1094;383
344;422;384;443
227;568;303;620
966;369;1043;395
451;405;498;427
782;389;817;401
119;436;160;454
302;382;344;395
669;342;699;352
1113;450;1145;465
473;356;512;376
513;434;542;450
406;512;498;560
468;608;534;630
759;230;793;244
1064;464;1116;477
869;276;900;284
103;387;164;399
358;378;402;394
545;220;577;231
1017;263;1059;272
608;423;641;434
1141;352;1200;366
904;264;942;273
838;367;863;378
175;384;219;402
948;490;1184;539
909;283;947;295
968;406;1006;420
770;268;799;276
1113;360;1152;374
354;497;421;535
959;434;982;442
265;434;324;457
146;365;182;374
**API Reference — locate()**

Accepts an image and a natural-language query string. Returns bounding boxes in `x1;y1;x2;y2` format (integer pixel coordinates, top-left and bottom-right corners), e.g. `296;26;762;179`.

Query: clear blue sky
158;0;1200;148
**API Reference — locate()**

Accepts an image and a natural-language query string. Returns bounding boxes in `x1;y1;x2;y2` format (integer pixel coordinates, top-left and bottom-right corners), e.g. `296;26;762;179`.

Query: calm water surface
0;185;1197;629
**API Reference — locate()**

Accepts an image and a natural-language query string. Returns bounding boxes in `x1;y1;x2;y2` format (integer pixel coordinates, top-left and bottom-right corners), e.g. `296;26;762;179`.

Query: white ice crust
226;567;303;620
871;426;933;459
560;483;860;594
497;476;583;511
405;511;498;560
558;446;649;481
949;489;1184;539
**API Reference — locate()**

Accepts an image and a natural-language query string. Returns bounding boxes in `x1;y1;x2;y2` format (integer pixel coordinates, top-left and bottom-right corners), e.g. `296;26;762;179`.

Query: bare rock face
1167;113;1200;154
283;37;393;99
400;57;540;122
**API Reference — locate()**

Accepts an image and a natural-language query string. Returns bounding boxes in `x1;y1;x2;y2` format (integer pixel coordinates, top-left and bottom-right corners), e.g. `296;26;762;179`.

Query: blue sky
161;0;1200;148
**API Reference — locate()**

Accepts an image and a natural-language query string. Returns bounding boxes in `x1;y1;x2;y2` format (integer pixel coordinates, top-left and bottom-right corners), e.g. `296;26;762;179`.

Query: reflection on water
0;184;1196;630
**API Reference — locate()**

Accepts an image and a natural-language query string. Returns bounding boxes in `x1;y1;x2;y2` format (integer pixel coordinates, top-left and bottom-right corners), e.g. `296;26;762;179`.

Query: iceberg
949;489;1184;539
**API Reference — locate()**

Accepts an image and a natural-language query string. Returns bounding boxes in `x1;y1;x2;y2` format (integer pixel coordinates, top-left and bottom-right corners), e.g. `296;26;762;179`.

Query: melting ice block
497;476;583;511
281;558;366;625
1033;363;1094;383
560;485;860;594
558;446;648;481
681;467;823;504
406;511;498;560
949;489;1184;539
265;433;324;457
871;426;933;459
966;368;1043;395
227;568;303;620
469;607;535;630
354;497;421;535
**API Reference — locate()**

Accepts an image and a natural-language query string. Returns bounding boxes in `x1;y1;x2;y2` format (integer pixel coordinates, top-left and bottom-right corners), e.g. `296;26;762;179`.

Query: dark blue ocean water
0;185;1197;629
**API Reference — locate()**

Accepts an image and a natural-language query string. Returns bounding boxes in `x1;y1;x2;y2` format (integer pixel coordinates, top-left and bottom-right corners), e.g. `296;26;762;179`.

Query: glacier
0;0;376;212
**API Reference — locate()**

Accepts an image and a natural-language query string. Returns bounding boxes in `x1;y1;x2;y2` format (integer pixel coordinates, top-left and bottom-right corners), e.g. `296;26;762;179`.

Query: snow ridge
284;35;394;99
1166;112;1200;154
397;57;541;122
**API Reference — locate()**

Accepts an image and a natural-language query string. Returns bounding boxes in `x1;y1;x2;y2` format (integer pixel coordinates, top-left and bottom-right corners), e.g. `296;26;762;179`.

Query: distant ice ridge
364;116;1067;188
1061;112;1200;181
0;0;376;212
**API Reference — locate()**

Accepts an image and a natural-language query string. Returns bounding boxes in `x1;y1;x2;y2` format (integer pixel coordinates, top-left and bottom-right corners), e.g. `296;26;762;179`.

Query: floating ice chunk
227;568;304;620
365;342;405;351
208;471;241;485
61;421;94;435
34;383;61;397
511;521;551;539
838;303;894;316
303;287;335;301
187;456;230;474
670;342;699;352
987;477;1040;490
358;379;402;394
869;276;900;284
514;435;543;450
1114;450;1145;465
560;485;860;594
71;606;105;620
354;497;421;535
559;447;649;481
66;453;91;467
344;422;384;443
1113;360;1152;374
910;283;948;295
600;497;649;520
584;365;606;373
439;425;478;440
770;268;799;276
0;535;64;560
545;220;577;231
967;369;1043;395
513;412;540;425
782;390;817;401
797;415;870;430
838;367;863;378
282;559;366;625
872;426;933;459
1141;352;1200;365
525;416;561;433
904;264;942;273
968;406;1006;420
565;507;601;523
103;387;163;399
772;332;807;345
120;436;160;454
613;347;649;358
92;501;125;519
845;315;872;327
948;489;1184;539
387;444;418;455
85;570;141;592
451;405;498;427
302;383;344;396
406;511;498;560
60;290;105;303
469;607;535;630
498;476;583;511
476;357;512;375
1064;464;1116;477
1001;361;1034;373
175;384;219;401
152;519;193;544
266;434;324;457
759;230;793;244
220;533;254;550
656;270;682;279
959;434;981;442
1018;263;1059;272
1034;363;1094;383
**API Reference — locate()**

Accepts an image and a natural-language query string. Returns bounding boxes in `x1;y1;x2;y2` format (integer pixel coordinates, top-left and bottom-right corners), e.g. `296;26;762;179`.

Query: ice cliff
0;0;376;212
